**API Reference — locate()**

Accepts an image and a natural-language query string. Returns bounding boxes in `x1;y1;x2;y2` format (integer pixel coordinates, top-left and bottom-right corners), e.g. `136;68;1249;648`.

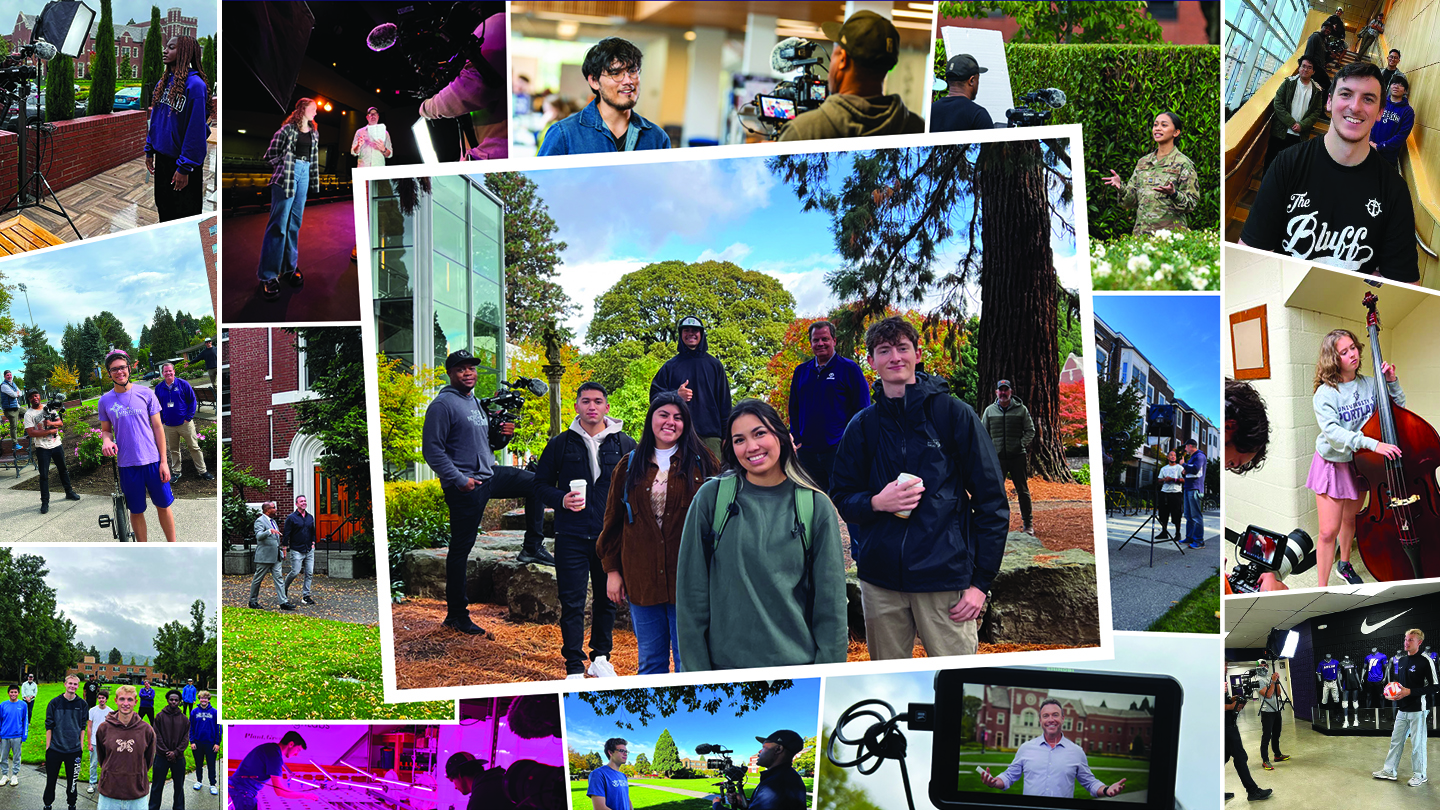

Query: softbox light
34;0;95;59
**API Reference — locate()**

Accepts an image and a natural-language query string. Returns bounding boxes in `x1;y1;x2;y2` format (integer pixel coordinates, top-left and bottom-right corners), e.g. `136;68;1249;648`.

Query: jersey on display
1365;651;1389;682
1318;658;1339;680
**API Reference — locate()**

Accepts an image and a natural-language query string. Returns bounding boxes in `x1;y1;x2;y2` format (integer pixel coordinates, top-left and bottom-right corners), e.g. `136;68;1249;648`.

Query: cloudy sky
0;220;212;379
503;141;1079;349
0;0;217;39
41;547;215;660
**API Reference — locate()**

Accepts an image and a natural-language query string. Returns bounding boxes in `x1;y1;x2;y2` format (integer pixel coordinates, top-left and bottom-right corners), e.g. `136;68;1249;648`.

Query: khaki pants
860;580;979;660
163;419;208;475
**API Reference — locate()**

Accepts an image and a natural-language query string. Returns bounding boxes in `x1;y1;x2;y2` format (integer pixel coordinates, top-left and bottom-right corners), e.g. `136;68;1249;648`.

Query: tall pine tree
88;0;117;114
651;729;681;776
482;173;576;342
139;6;164;108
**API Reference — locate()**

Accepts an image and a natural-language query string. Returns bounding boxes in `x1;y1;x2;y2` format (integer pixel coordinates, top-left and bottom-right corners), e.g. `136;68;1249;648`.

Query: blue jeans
630;602;681;674
1383;709;1428;778
1183;489;1204;543
256;159;310;282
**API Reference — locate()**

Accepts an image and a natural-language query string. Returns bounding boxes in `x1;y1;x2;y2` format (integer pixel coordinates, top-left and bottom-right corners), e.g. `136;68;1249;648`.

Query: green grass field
222;608;452;720
13;683;223;773
956;750;1150;799
1146;574;1221;634
570;776;815;810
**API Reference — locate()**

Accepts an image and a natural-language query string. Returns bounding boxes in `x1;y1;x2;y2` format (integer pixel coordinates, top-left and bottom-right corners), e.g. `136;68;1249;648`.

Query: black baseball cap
822;10;900;72
678;316;704;330
996;379;1012;389
945;54;988;81
756;729;805;753
1184;438;1198;447
445;349;481;370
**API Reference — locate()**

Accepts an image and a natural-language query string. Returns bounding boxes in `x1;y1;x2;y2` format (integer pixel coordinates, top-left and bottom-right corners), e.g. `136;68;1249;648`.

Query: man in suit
248;501;294;610
282;495;318;606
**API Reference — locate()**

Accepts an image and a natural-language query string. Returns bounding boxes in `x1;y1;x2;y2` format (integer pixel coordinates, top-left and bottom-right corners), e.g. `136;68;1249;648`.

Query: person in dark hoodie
44;674;89;810
981;380;1037;536
650;316;732;459
95;685;156;810
143;35;210;223
533;381;638;679
148;690;189;810
779;11;924;143
187;691;220;796
1369;74;1413;165
423;349;549;638
830;317;1009;660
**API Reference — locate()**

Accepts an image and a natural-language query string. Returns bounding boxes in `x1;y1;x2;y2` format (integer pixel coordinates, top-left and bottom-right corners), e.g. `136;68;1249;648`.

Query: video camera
829;667;1183;810
42;391;66;424
740;36;830;140
1006;88;1066;128
478;376;548;450
366;1;497;99
696;744;747;808
1226;524;1317;593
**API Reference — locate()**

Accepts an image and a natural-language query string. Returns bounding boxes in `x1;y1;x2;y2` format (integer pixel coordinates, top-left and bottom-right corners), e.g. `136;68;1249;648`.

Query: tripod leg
33;171;82;240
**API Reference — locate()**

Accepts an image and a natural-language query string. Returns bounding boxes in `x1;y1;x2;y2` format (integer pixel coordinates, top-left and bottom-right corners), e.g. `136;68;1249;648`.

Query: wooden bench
0;215;65;255
0;436;31;478
195;386;217;413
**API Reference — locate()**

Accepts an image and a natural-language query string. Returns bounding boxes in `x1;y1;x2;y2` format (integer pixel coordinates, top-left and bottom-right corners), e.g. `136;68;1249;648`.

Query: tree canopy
574;682;797;728
0;550;79;681
1098;375;1144;487
652;729;681;776
293;328;373;554
152;599;216;688
938;1;1163;44
483;173;576;342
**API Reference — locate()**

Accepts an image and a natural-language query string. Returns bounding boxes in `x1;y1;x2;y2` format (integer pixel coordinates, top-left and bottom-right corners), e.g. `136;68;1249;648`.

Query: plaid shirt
263;123;320;199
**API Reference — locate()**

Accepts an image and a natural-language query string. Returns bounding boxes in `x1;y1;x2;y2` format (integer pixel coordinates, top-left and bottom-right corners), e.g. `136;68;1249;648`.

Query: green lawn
222;608;452;720
956;750;1150;798
570;776;815;810
14;683;223;772
1146;574;1221;634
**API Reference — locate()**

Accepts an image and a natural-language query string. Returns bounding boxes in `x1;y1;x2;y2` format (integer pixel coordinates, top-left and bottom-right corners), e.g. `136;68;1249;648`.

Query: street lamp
16;283;34;326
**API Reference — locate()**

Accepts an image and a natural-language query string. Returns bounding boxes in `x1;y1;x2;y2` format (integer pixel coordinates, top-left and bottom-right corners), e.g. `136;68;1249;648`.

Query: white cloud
696;242;753;264
554;257;651;348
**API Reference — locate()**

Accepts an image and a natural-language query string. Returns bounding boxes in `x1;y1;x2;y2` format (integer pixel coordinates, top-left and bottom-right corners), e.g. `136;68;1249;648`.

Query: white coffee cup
569;479;587;510
895;473;922;519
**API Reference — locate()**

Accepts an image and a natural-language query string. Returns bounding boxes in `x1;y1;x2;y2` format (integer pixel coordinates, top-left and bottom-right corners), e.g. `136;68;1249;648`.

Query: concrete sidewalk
0;488;217;542
1107;507;1219;631
3;761;223;809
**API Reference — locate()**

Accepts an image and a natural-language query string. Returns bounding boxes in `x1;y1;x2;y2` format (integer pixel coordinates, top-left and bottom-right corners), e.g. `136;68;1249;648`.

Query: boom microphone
32;39;57;60
367;22;398;52
770;37;813;72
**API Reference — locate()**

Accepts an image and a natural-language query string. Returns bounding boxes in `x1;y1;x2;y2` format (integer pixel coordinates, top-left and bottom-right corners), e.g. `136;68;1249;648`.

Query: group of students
423;315;1011;678
0;674;219;810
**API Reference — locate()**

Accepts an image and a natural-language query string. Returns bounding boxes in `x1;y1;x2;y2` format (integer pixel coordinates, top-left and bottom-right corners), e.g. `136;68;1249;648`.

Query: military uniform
1120;148;1199;236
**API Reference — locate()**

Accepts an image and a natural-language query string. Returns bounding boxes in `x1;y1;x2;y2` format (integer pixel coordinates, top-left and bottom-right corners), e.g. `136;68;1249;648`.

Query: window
1120;361;1128;383
997;714;1005;725
1019;709;1038;729
1147;383;1155;404
1096;347;1109;378
1063;719;1072;731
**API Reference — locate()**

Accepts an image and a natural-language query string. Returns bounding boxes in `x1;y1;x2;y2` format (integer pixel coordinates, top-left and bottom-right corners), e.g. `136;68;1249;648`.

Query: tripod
1117;460;1184;567
0;72;83;239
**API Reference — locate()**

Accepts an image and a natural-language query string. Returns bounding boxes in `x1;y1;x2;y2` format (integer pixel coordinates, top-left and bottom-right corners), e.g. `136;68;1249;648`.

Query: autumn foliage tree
1058;378;1087;449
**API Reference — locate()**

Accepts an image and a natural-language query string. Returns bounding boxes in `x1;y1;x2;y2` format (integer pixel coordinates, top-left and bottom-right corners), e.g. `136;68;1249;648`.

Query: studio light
34;0;95;58
412;118;439;164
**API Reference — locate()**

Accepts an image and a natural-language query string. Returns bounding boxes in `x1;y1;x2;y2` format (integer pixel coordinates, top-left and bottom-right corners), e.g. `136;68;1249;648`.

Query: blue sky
506;142;1078;348
0;0;217;39
1093;294;1220;425
564;679;822;761
0;221;213;379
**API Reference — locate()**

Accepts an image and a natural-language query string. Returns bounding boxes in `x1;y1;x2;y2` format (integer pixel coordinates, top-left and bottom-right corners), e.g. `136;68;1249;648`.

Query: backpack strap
794;487;817;634
703;474;740;571
622;450;636;524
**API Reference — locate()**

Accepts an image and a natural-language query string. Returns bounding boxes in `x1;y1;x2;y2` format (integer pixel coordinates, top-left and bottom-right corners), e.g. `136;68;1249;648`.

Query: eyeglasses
603;67;641;80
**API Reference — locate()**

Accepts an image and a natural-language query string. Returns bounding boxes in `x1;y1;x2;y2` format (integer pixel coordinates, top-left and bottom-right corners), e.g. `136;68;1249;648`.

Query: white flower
1154;229;1173;241
1095;261;1112;276
1192;274;1208;290
1128;254;1152;272
1151;269;1164;282
1094;243;1107;259
1161;263;1174;274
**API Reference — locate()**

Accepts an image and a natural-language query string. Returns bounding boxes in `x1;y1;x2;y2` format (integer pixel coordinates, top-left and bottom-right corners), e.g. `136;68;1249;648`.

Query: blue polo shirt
788;354;870;449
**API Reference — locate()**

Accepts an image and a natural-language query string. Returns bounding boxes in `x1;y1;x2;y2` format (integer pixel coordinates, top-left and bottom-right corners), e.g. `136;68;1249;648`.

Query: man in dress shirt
248;502;295;611
980;699;1127;798
283;495;318;606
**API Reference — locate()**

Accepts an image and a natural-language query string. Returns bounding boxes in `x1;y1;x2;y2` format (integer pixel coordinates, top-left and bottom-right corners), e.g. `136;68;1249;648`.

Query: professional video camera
1006;88;1067;128
1226;524;1317;593
696;744;748;809
739;36;831;140
477;376;548;450
42;391;66;424
366;1;498;99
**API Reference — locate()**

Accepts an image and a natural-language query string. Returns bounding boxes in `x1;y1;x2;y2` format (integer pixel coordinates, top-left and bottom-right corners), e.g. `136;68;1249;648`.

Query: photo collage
0;2;1434;809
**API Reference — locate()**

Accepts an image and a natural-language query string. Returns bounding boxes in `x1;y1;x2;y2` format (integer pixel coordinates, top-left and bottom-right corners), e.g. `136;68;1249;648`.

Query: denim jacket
537;98;670;156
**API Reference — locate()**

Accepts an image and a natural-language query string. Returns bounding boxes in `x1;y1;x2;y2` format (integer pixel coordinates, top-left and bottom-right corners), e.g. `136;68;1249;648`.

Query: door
314;469;357;545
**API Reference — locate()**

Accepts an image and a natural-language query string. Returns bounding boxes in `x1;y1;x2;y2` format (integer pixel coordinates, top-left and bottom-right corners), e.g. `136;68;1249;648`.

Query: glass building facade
1223;0;1312;111
370;175;506;480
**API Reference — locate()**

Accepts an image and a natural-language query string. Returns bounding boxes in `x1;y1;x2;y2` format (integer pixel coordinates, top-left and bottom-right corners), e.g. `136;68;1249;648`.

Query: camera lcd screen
758;95;797;120
932;669;1180;810
810;81;828;101
1237;526;1287;568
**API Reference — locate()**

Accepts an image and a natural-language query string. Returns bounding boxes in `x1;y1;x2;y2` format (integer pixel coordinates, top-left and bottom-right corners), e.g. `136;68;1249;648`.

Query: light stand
1117;435;1184;566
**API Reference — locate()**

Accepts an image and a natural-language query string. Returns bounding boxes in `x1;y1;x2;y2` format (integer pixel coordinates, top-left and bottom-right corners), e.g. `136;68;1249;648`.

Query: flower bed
1091;228;1220;291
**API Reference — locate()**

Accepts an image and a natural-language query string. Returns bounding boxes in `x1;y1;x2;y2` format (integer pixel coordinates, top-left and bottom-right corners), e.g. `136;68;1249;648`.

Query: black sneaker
1248;789;1273;801
443;617;490;636
302;596;316;605
40;502;48;514
517;545;557;567
248;601;262;609
279;603;297;611
1337;561;1364;584
261;278;281;300
65;491;81;501
1156;531;1170;539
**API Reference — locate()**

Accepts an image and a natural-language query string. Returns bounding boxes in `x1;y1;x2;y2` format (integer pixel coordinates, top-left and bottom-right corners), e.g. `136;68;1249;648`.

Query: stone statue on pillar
543;323;564;439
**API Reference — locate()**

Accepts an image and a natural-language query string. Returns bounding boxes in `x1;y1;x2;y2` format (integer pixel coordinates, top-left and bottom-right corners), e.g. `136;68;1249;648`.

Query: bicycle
97;459;134;541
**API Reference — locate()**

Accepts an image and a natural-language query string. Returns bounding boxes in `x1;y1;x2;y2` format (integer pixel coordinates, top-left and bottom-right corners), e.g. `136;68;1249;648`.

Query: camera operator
779;11;923;143
1256;661;1291;770
422;349;548;638
417;12;510;160
1225;686;1273;801
23;389;80;514
930;54;994;132
1225;379;1289;593
712;732;807;810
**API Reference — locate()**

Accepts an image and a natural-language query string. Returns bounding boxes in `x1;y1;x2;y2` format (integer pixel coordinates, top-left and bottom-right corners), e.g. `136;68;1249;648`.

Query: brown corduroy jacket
596;453;709;607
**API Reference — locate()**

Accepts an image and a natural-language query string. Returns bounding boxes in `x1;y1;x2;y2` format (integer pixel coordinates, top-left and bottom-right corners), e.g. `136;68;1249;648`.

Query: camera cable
828;699;918;810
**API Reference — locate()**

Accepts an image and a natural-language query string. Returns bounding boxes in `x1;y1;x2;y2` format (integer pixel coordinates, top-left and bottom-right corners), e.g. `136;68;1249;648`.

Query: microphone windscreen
367;22;398;52
770;37;806;72
33;40;57;60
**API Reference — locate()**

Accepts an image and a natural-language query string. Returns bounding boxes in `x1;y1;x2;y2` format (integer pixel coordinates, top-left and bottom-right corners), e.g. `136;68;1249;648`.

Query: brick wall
226;328;302;511
199;217;217;312
0;110;147;203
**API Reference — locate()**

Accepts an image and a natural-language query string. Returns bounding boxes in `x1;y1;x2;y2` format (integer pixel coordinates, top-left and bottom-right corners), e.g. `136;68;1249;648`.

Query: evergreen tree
652;729;681;776
139;6;164;108
634;753;651;773
200;35;216;97
108;647;122;664
482;172;576;342
1097;376;1145;487
149;307;183;361
92;311;134;350
88;0;117;114
21;326;62;395
45;55;76;122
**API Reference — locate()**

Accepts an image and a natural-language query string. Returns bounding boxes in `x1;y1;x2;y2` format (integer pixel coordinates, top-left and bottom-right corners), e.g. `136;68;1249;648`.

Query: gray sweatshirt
778;94;924;142
1313;374;1405;462
422;384;496;489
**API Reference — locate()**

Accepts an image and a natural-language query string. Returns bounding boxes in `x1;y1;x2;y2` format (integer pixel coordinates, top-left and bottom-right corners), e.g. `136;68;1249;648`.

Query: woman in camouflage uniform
1103;111;1199;236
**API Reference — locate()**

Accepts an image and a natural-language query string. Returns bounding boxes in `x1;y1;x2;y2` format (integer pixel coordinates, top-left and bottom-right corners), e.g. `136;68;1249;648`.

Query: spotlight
34;0;95;58
412;118;438;164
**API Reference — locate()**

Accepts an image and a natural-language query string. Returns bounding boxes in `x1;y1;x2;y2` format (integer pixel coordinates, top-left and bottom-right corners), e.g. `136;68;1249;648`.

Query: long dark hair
624;391;718;495
154;36;207;114
720;399;822;492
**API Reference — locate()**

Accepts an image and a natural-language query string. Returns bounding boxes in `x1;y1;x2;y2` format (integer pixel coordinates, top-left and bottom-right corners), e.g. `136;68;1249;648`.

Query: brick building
222;327;359;547
8;6;197;80
975;687;1155;755
199;217;217;312
68;655;170;685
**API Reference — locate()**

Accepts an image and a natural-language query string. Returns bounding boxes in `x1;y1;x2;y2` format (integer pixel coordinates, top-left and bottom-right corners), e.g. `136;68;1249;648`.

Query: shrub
1074;463;1092;486
385;480;450;580
76;428;105;471
45;55;76;122
386;479;447;524
1091;228;1219;291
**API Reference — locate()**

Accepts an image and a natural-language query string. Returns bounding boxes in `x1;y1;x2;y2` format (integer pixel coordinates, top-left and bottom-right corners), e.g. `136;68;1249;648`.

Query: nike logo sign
1361;609;1412;634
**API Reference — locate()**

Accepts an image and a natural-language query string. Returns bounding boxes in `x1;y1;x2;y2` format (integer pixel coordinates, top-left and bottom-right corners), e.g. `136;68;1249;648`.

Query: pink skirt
1306;452;1361;500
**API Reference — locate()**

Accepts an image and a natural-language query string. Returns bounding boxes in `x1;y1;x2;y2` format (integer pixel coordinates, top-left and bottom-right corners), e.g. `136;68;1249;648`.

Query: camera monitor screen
932;669;1181;810
758;95;797;120
809;81;829;101
1237;526;1287;568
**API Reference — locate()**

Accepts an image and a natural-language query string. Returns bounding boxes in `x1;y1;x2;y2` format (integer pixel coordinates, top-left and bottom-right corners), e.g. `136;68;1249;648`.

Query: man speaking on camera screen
979;699;1127;798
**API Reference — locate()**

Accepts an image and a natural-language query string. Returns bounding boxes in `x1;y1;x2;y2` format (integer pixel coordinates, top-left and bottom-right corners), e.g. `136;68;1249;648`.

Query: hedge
385;479;446;524
934;41;1220;241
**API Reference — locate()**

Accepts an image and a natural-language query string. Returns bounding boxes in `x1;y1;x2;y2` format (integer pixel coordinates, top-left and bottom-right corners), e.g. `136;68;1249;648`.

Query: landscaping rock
981;532;1099;646
501;507;556;534
507;564;562;623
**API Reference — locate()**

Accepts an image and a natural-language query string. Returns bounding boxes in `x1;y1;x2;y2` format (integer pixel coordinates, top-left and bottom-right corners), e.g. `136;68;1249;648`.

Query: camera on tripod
42;391;67;424
696;744;747;808
1005;87;1067;128
478;376;548;450
1227;524;1317;593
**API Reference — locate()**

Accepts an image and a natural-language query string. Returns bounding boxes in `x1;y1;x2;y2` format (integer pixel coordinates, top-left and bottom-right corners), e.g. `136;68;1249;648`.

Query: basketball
1384;682;1403;700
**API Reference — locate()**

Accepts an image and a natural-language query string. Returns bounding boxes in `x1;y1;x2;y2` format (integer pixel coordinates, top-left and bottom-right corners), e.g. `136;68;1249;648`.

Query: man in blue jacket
1369;74;1413;165
181;679;197;715
789;320;869;493
831;317;1009;660
188;690;220;796
537;37;670;155
1181;439;1207;549
156;363;211;483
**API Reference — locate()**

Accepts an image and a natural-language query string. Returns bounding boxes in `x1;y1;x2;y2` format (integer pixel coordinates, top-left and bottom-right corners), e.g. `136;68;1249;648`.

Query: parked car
113;85;142;110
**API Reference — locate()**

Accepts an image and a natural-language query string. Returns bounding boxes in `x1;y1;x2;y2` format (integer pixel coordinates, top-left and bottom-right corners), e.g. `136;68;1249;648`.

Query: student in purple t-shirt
99;350;177;541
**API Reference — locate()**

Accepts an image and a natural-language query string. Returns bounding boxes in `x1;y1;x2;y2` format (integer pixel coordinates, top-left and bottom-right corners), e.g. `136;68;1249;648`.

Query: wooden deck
0;214;64;254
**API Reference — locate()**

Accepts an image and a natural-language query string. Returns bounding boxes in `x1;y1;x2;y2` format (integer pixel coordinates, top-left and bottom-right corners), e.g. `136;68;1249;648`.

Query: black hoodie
650;320;732;440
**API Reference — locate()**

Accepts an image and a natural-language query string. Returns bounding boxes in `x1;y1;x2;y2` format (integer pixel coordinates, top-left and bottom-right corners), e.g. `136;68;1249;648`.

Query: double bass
1353;292;1440;581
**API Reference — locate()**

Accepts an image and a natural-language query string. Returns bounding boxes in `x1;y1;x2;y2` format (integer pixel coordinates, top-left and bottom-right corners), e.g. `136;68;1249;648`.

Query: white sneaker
1343;718;1350;729
587;655;617;678
1374;770;1398;780
565;673;585;680
194;781;203;790
211;786;219;795
87;785;95;794
1409;775;1427;787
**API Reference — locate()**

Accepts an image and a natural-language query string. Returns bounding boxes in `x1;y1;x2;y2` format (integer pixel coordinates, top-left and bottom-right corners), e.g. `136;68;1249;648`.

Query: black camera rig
1227;524;1317;593
1006;88;1067;128
696;744;748;809
477;376;548;451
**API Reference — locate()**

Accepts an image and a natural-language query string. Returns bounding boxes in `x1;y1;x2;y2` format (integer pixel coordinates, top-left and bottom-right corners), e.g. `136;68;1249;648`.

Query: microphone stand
0;55;82;239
